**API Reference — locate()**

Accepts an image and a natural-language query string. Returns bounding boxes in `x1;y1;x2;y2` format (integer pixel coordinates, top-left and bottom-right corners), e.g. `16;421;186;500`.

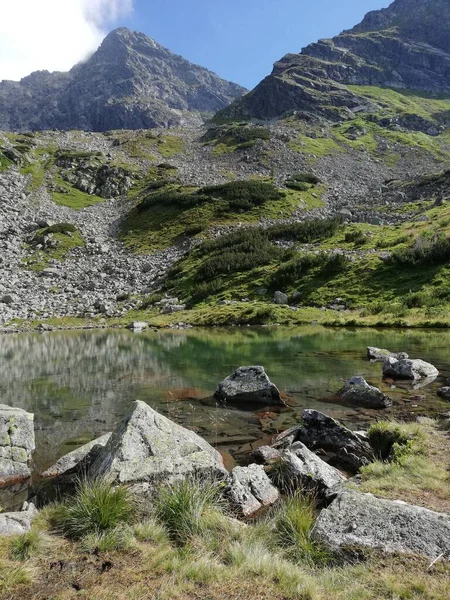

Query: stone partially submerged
227;464;279;516
88;401;227;494
273;410;373;473
383;358;438;381
367;347;408;362
215;366;284;406
41;433;112;480
312;489;450;561
0;405;35;488
336;376;392;409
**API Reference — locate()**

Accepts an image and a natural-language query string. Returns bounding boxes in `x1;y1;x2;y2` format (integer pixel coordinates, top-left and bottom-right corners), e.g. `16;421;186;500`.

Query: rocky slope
219;0;450;121
0;28;246;132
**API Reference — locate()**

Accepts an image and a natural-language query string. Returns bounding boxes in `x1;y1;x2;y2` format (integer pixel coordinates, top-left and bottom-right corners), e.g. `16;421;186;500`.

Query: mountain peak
0;28;246;132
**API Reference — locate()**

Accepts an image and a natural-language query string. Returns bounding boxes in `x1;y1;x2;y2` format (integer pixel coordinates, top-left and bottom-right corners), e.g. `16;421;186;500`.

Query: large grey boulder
215;366;284;406
41;433;112;480
227;464;279;517
383;358;438;381
273;410;373;473
0;503;37;536
336;376;392;409
0;405;35;487
312;489;450;560
89;402;227;494
274;291;289;305
367;347;408;362
280;442;346;497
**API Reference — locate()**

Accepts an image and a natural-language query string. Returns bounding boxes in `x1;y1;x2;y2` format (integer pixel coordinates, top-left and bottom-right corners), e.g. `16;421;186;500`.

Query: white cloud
0;0;134;82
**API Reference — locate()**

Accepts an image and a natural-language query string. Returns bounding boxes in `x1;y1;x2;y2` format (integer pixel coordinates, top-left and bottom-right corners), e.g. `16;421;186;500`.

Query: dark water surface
1;326;449;473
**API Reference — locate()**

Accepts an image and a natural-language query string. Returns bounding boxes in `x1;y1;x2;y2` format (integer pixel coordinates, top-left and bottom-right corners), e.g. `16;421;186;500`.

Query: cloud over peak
0;0;134;82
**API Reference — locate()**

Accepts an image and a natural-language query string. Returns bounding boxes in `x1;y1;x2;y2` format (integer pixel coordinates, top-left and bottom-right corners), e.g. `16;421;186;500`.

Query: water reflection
0;326;449;473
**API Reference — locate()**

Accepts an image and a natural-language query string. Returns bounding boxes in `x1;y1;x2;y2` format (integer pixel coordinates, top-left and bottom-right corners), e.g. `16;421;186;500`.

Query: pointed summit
0;28;246;132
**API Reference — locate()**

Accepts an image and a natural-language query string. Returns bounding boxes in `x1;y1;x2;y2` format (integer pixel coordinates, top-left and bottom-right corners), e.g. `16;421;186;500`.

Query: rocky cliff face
0;28;246;132
219;0;450;121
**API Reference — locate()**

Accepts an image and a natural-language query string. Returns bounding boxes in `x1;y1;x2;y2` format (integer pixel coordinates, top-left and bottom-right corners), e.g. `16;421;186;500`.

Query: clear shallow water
1;326;449;473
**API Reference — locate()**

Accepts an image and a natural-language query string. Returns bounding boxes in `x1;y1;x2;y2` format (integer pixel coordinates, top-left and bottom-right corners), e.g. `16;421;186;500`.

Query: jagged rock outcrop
312;489;450;560
219;0;450;121
273;410;373;473
0;28;246;132
89;401;227;495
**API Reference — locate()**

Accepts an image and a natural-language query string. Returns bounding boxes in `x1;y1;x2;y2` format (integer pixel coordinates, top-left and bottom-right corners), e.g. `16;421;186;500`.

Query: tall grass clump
154;479;224;545
9;530;44;561
271;494;331;566
53;478;135;540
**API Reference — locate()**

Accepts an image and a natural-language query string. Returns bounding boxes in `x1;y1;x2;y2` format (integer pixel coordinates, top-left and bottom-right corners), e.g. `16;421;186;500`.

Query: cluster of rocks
2;391;449;562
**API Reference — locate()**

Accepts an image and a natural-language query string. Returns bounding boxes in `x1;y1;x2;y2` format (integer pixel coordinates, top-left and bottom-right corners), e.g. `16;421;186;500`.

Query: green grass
9;530;44;561
52;478;135;540
24;227;85;271
51;172;104;209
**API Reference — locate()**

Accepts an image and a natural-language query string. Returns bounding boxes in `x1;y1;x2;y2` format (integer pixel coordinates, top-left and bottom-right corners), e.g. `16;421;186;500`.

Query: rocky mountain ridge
219;0;450;121
0;28;246;132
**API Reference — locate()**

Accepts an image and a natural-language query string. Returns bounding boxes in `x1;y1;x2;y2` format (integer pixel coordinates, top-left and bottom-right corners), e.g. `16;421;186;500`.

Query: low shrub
285;181;310;192
267;217;342;243
367;421;425;461
53;478;135;540
41;223;77;235
268;252;348;290
389;235;450;266
288;173;321;185
344;229;367;246
184;223;206;236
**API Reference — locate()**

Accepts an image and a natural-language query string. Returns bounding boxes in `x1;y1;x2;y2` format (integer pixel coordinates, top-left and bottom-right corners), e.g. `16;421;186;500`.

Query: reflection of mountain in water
0;327;448;471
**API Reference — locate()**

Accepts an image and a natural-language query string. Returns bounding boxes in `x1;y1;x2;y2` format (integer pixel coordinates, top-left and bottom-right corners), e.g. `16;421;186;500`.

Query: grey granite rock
0;503;37;536
367;347;409;362
215;366;284;406
383;358;439;381
89;401;227;494
0;405;35;487
41;433;111;479
227;464;279;516
312;489;450;560
336;376;392;409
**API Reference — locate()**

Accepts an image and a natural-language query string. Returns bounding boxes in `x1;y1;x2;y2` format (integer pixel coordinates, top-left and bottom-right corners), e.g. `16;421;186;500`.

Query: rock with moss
437;387;450;402
88;401;227;495
0;405;35;488
215;366;284;406
367;347;409;362
227;464;279;516
0;502;38;536
41;433;111;480
383;358;439;381
336;376;392;409
312;489;450;560
273;410;373;473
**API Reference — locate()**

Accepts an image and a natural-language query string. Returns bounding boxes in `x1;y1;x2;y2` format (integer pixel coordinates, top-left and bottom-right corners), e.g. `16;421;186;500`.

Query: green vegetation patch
203;123;271;155
24;225;85;271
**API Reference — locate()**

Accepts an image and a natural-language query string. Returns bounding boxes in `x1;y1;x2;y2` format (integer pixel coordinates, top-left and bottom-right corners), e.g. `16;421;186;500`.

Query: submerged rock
383;358;439;381
41;433;112;480
0;405;35;488
0;503;37;536
280;442;346;497
227;464;279;516
312;489;450;560
215;366;284;406
88;401;227;495
367;347;409;362
336;376;392;409
273;410;373;473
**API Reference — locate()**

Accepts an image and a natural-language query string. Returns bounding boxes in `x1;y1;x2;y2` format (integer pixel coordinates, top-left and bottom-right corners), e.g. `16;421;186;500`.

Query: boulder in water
336;376;392;409
367;347;408;362
383;358;438;381
215;366;284;406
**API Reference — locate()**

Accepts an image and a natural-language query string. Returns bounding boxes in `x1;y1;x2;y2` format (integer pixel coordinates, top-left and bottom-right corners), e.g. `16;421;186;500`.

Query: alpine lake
1;325;450;482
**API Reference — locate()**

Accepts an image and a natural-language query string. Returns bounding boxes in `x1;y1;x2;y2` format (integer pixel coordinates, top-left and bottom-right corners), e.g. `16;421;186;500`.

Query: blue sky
121;0;392;89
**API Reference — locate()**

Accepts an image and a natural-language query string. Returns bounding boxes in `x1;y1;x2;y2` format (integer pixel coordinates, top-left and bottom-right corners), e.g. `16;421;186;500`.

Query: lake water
1;326;449;475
